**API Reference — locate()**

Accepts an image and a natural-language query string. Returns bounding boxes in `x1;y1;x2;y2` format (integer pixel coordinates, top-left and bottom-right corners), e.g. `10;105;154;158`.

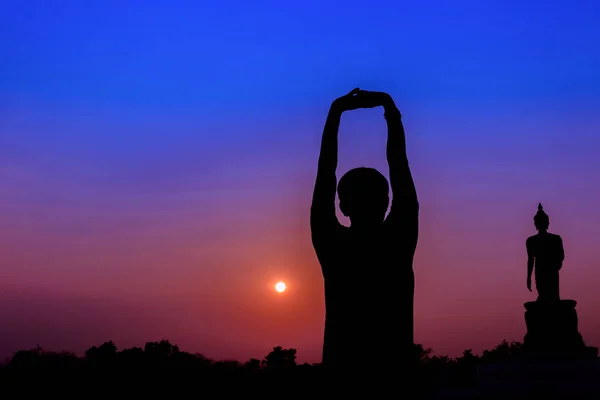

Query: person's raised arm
380;94;417;210
355;91;418;234
310;89;361;233
310;107;341;228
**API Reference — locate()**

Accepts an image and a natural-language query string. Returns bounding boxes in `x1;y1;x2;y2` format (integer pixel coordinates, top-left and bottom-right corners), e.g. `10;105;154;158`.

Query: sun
275;281;287;293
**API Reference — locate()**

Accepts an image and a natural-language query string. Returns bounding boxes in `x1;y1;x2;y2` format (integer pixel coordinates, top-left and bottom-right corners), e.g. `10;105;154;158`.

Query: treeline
0;340;538;397
2;339;596;399
1;339;525;369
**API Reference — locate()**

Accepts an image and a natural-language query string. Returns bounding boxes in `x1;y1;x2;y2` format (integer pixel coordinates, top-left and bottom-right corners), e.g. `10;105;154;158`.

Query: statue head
534;203;549;231
338;167;389;227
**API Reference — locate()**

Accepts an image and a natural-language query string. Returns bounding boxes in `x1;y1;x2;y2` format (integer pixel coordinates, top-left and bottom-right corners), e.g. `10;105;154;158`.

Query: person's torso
322;226;416;339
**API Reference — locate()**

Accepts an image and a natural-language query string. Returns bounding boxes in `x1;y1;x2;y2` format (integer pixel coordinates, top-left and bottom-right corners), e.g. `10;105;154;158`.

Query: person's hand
527;278;532;292
356;90;392;108
331;88;363;112
331;88;394;113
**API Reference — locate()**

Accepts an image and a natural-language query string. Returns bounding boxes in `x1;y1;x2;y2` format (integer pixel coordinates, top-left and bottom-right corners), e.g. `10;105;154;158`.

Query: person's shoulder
549;233;562;240
526;235;537;243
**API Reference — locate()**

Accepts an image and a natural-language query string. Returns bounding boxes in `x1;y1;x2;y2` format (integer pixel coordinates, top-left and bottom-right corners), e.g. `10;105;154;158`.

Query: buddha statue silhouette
526;203;565;303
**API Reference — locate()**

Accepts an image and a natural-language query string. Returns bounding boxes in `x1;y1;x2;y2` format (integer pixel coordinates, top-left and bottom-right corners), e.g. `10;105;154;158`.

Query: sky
1;0;600;363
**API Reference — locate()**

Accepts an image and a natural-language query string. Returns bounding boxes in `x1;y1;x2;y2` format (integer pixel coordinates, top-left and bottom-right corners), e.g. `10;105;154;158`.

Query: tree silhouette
194;353;214;368
243;358;261;373
144;340;178;357
414;343;433;363
8;348;42;368
118;346;144;367
262;346;297;369
85;341;117;366
459;348;478;363
481;340;523;363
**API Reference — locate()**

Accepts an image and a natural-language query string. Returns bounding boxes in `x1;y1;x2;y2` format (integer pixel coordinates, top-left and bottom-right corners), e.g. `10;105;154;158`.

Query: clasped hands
331;88;394;113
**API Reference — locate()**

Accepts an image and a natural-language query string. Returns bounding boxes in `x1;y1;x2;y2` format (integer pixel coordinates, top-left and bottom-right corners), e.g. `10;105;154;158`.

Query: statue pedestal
523;299;597;359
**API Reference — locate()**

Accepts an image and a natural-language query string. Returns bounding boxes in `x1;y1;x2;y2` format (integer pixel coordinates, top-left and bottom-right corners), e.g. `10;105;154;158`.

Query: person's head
534;203;549;231
337;167;389;226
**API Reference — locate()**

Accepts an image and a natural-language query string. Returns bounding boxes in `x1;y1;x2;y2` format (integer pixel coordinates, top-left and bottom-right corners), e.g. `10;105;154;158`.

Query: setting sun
275;281;286;293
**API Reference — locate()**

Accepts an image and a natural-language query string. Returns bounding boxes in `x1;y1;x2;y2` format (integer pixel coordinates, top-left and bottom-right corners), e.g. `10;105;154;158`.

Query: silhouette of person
310;88;419;374
526;203;564;303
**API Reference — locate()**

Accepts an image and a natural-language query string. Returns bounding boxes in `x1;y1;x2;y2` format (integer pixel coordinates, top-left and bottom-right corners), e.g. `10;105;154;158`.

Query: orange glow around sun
275;281;286;293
